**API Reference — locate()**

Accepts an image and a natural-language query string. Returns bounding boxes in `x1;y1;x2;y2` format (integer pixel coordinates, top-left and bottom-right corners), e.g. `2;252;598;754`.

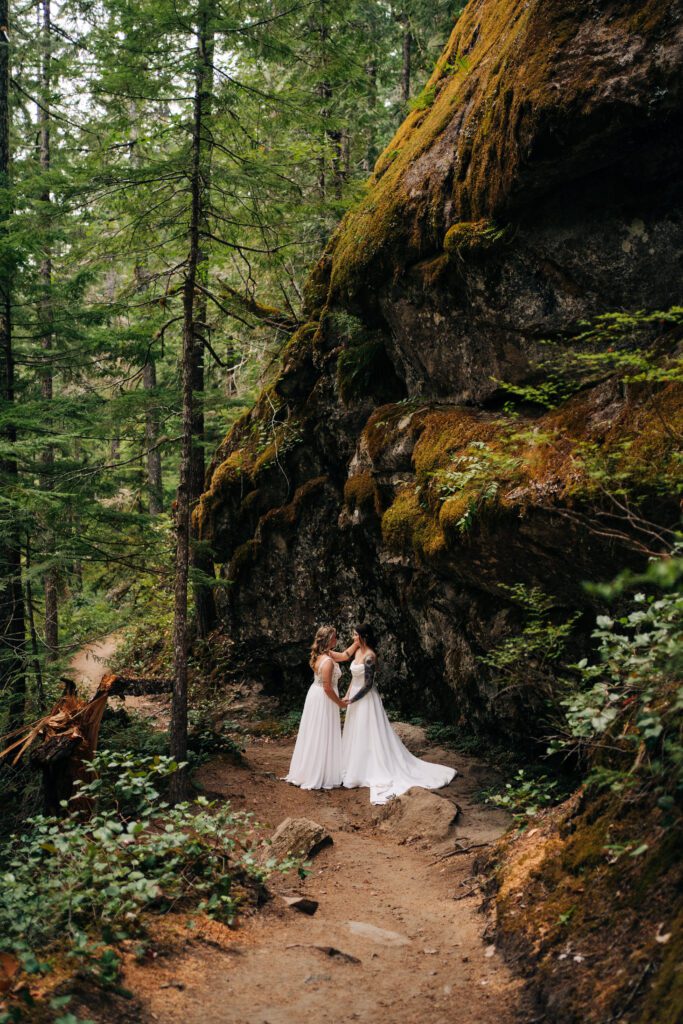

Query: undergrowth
0;751;298;1018
486;544;683;833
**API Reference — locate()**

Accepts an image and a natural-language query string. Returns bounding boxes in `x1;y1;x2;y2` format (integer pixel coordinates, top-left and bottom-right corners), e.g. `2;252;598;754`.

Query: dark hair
354;622;377;650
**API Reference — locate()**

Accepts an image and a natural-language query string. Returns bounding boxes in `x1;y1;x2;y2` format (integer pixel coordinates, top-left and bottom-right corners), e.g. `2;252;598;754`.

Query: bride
284;625;358;790
341;623;456;804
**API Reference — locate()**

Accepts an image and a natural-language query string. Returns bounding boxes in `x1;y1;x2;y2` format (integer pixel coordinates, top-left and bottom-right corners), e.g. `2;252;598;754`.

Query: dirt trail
71;641;527;1024
68;635;121;691
124;739;525;1024
69;634;171;728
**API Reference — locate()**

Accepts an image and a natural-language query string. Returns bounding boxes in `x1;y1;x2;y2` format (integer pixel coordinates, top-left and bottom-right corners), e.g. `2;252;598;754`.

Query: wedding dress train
284;656;342;789
342;660;456;804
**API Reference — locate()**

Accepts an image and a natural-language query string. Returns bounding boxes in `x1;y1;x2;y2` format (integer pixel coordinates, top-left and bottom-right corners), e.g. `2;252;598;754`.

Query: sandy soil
68;640;528;1024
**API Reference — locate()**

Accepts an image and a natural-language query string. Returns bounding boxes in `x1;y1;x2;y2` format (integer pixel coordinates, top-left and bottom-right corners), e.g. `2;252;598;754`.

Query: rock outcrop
197;0;683;741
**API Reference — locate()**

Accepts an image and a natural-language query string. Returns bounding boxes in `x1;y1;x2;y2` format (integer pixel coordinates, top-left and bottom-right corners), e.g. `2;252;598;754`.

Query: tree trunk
169;4;212;803
131;103;164;518
190;288;217;638
24;536;45;709
142;358;163;514
189;13;217;640
362;60;378;173
38;0;58;663
401;17;412;105
0;0;26;730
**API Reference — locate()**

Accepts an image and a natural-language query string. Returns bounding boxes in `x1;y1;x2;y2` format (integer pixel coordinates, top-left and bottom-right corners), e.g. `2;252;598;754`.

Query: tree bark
189;11;217;640
38;0;58;663
362;60;378;173
0;0;26;730
169;4;212;802
401;16;412;105
131;103;164;518
24;535;45;708
142;358;163;514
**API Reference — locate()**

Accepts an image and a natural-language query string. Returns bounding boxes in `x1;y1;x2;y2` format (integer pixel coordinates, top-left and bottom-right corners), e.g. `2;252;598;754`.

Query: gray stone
346;921;411;946
283;895;319;915
376;788;460;843
266;818;332;862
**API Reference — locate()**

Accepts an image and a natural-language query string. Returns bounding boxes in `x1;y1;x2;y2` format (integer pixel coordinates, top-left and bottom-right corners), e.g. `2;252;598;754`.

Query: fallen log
0;671;171;815
101;673;173;697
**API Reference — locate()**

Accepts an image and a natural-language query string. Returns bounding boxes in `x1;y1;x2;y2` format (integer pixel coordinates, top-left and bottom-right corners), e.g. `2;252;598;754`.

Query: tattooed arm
327;640;360;663
348;653;376;703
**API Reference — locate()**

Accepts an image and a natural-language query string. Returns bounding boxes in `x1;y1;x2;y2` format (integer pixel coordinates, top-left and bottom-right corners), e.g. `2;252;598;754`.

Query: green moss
260;476;329;532
364;402;422;463
195;449;253;540
412;410;498;483
322;0;526;297
344;472;382;517
637;906;683;1024
320;0;652;304
443;220;506;258
381;486;446;561
363;381;681;566
438;492;480;536
229;539;261;579
380;487;419;552
281;322;317;364
302;243;333;317
628;827;683;906
488;787;683;1023
560;812;612;875
408;85;437;112
628;1;673;36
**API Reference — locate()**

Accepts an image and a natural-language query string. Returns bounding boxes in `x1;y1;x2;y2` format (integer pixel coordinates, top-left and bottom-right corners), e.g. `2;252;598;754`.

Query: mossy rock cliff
197;0;682;731
198;10;683;1013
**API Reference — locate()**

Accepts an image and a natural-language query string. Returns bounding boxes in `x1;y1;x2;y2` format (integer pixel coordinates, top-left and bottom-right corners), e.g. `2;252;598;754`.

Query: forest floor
68;639;530;1024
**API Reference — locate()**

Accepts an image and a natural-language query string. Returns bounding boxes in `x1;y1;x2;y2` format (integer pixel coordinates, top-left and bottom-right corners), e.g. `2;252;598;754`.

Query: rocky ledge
196;0;683;742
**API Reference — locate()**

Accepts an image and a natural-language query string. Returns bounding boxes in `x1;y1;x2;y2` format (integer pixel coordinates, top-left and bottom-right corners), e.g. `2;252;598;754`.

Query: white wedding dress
284;656;342;790
342;660;456;804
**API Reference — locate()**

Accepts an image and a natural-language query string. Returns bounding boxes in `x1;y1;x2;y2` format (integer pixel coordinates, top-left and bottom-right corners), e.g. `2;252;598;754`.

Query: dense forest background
0;0;464;737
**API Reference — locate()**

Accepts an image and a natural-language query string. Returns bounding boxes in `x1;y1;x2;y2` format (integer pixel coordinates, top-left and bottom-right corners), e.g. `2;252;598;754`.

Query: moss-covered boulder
197;0;682;731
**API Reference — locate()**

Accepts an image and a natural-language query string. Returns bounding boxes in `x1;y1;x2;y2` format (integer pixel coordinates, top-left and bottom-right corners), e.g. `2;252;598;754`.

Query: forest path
126;738;526;1024
69;633;171;728
68;639;527;1024
68;633;120;690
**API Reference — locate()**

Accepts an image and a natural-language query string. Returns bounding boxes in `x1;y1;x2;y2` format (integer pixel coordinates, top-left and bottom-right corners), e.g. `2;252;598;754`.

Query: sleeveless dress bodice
314;661;342;687
284;655;342;790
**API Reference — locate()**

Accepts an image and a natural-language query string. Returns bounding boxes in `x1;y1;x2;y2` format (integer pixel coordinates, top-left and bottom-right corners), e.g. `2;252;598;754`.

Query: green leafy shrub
496;306;683;411
554;549;683;797
97;706;168;757
479;584;580;726
187;706;245;765
485;768;563;825
0;751;294;996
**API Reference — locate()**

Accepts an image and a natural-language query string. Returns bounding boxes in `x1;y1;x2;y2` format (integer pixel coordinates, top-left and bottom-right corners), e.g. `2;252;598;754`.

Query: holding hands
325;635;360;707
